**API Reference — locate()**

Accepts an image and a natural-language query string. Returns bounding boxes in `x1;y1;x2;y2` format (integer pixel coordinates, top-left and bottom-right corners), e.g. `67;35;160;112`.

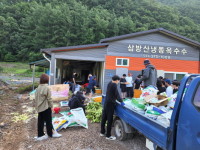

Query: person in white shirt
164;79;173;97
125;73;134;98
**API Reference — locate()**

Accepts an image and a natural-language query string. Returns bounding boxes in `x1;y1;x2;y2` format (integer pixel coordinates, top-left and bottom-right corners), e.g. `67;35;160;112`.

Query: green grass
0;62;46;77
16;83;39;94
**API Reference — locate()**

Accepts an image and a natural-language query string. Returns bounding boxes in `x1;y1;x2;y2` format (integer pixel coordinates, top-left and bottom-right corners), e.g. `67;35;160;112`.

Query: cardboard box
154;95;168;107
144;95;168;107
93;96;102;102
95;89;102;94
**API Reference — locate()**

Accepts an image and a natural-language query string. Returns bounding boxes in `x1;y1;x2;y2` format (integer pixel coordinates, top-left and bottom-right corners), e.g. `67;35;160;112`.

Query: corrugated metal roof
100;28;200;48
41;43;108;54
29;59;50;68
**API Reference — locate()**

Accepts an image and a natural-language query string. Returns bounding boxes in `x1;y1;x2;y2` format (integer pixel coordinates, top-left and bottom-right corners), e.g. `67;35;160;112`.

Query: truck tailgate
115;104;169;149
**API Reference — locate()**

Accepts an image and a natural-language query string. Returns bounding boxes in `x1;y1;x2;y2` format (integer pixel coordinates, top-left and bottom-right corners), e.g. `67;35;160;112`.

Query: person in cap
120;74;127;99
100;75;124;140
164;79;173;97
140;59;157;88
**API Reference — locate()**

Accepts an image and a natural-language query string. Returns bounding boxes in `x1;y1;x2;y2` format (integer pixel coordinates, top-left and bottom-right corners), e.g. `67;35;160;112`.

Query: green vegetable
86;102;102;123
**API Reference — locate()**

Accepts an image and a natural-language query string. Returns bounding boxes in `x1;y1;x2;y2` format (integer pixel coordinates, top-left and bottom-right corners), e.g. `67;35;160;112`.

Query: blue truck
111;74;200;150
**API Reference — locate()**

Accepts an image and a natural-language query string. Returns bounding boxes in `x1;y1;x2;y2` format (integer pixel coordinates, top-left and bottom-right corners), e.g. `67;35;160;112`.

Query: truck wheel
114;119;128;141
127;133;134;139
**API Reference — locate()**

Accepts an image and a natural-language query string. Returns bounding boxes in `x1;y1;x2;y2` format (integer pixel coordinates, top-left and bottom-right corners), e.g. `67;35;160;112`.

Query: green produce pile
86;102;102;123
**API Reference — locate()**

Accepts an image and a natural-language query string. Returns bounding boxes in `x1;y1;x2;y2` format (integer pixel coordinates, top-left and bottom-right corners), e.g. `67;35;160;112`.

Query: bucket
134;89;142;98
53;107;61;114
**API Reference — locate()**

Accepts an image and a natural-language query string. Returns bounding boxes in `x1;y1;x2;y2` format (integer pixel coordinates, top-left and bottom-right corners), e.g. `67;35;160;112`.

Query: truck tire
114;119;129;141
127;133;134;139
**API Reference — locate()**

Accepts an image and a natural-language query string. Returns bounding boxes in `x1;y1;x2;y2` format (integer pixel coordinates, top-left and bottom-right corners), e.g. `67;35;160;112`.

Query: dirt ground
0;80;147;150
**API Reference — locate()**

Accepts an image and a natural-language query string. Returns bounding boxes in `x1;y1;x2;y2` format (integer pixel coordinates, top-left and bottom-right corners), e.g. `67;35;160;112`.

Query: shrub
28;52;43;62
36;67;44;72
16;83;39;94
4;52;16;62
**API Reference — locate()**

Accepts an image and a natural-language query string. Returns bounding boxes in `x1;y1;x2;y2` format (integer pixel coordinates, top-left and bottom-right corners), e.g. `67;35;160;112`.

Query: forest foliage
0;0;199;62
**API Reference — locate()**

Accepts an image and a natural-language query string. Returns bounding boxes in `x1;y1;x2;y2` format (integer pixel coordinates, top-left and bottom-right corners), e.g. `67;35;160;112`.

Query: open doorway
59;59;104;89
81;70;90;83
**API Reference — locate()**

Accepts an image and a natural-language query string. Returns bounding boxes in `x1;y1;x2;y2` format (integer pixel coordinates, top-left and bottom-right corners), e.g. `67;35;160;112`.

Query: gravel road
25;119;148;150
0;76;148;150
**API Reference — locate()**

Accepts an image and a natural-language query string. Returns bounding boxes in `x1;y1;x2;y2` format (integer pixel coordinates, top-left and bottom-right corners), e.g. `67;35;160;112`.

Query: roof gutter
43;53;51;85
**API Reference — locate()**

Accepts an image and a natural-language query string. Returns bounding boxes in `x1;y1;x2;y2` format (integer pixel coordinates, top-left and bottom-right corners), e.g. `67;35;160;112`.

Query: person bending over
68;91;86;113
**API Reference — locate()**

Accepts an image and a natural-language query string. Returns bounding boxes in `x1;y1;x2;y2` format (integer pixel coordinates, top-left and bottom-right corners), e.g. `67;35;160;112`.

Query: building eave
41;43;109;54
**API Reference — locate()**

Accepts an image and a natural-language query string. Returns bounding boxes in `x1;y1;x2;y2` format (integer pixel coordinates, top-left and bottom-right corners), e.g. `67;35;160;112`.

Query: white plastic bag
52;108;88;131
161;110;173;120
140;86;158;99
167;93;178;109
124;99;145;114
157;115;170;126
70;107;88;129
52;117;68;131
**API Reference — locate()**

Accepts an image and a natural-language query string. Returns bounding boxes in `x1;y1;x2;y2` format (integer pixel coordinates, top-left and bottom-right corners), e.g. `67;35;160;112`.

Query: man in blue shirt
86;76;97;98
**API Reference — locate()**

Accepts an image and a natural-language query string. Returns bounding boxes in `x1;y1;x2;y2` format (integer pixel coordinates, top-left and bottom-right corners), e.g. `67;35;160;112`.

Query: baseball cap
144;59;150;65
164;79;171;85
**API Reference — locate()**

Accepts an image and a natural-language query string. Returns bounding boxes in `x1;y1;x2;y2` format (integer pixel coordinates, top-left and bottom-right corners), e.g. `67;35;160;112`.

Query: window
194;84;200;108
164;72;187;81
116;58;129;66
176;74;185;81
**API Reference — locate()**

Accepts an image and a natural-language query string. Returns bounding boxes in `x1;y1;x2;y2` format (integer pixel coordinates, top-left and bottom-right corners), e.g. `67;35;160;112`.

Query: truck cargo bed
115;103;169;149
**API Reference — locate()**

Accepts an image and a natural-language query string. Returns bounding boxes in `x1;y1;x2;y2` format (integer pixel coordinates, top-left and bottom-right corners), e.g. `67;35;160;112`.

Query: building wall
105;56;199;73
107;33;199;61
105;33;199;73
102;32;200;94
